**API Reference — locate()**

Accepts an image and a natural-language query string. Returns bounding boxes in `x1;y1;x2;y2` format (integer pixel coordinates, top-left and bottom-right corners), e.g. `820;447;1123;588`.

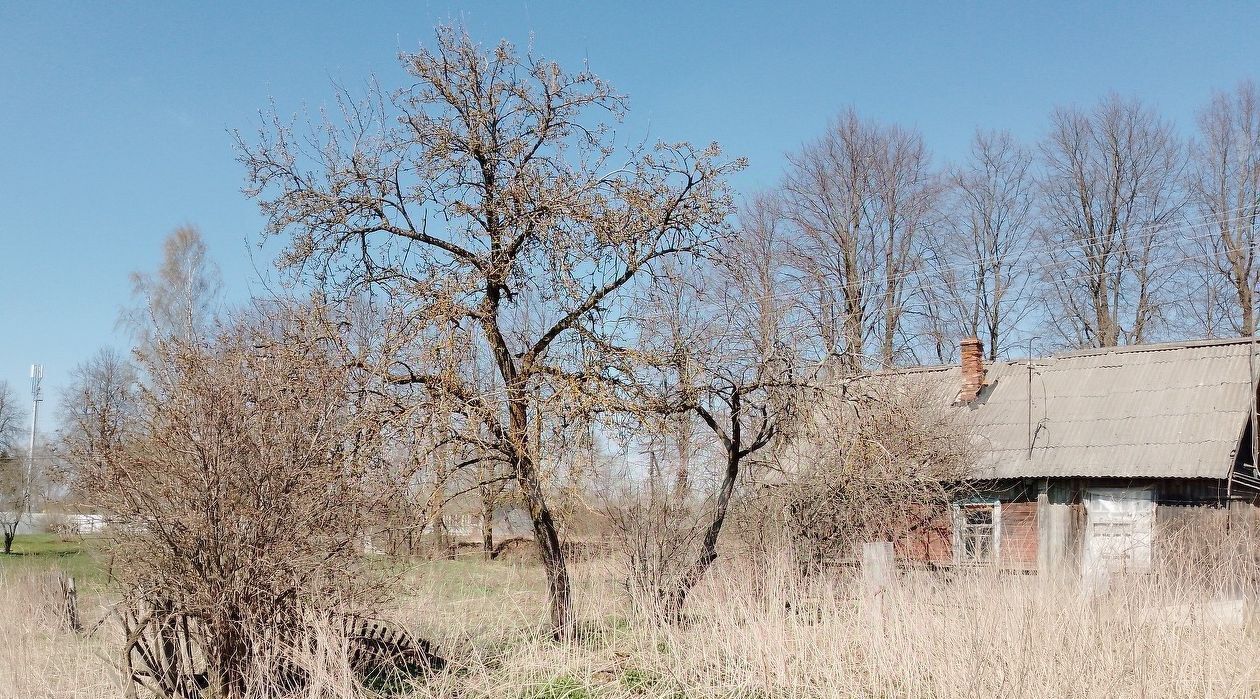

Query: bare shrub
604;484;711;622
1155;505;1260;594
67;304;417;698
775;380;974;572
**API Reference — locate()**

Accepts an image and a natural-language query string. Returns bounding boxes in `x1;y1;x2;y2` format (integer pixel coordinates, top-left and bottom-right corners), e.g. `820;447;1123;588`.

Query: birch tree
124;225;223;351
236;26;741;639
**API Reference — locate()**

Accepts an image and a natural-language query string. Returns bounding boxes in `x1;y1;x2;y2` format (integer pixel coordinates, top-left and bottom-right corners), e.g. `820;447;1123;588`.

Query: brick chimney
960;336;986;402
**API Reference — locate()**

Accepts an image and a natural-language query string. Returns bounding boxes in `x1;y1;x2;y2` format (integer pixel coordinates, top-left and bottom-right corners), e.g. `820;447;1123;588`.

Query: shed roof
884;338;1257;480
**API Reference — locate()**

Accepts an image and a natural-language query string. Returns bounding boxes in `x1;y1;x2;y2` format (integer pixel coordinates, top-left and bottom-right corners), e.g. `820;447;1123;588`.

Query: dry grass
5;551;1260;698
389;559;1260;699
0;572;120;699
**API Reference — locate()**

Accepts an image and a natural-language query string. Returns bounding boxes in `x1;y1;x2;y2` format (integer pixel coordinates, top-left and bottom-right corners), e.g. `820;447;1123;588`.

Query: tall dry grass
385;556;1260;699
7;527;1260;698
0;572;119;698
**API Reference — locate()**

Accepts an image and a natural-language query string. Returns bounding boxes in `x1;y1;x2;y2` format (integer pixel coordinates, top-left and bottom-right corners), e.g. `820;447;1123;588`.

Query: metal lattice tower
25;364;43;519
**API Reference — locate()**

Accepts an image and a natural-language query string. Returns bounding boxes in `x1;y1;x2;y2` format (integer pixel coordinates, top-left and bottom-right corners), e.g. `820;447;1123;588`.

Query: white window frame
953;501;1001;566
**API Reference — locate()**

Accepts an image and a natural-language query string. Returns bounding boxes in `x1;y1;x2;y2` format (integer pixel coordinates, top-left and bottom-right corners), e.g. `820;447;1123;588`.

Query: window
954;502;1000;565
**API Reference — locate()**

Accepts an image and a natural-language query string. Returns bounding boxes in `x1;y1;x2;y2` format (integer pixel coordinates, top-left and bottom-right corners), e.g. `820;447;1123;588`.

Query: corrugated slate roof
884;338;1256;480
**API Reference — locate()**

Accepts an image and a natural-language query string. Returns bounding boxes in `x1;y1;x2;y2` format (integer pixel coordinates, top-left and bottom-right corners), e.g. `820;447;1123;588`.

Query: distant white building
2;511;106;535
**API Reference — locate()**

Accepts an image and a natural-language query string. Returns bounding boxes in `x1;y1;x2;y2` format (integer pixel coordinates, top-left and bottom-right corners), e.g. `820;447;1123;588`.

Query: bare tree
1039;95;1185;348
627;204;805;620
781;110;879;371
781;110;936;370
0;381;27;554
1185;80;1260;337
870;123;938;365
920;130;1035;362
124;225;223;351
236;26;742;639
57;347;139;491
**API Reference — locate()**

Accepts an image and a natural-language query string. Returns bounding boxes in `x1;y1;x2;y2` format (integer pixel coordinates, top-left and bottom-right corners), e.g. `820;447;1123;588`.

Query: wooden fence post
861;542;894;594
59;573;81;633
861;541;894;637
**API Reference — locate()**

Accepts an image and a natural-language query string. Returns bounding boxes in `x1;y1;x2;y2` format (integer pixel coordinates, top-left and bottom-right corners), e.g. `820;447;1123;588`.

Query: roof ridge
833;336;1256;381
1046;336;1257;360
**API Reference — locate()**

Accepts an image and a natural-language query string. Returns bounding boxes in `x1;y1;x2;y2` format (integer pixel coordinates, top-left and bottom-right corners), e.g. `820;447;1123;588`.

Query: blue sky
1;1;1257;426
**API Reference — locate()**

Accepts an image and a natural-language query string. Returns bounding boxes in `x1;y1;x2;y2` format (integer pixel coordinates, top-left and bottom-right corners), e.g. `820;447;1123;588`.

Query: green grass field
0;533;107;586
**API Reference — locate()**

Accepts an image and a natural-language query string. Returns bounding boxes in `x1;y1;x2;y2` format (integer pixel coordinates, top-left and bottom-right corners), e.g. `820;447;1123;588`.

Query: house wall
891;500;1036;569
1044;477;1249;506
896;477;1252;572
998;502;1039;570
893;505;953;565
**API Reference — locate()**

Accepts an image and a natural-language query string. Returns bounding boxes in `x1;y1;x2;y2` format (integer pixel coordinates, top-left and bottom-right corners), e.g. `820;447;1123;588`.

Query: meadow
5;532;1260;698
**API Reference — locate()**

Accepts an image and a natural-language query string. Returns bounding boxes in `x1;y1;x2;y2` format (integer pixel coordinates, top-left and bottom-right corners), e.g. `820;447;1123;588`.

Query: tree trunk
1241;281;1255;337
480;485;495;561
517;460;572;639
3;529;13;554
665;447;740;622
508;397;573;640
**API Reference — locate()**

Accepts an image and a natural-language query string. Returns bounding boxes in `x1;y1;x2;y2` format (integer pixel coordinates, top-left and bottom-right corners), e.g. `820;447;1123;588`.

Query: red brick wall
894;501;1040;569
894;505;954;565
999;502;1039;570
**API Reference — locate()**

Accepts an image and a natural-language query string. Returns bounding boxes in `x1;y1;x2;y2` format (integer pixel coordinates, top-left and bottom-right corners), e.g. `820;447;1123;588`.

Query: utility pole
25;364;43;522
1026;337;1040;459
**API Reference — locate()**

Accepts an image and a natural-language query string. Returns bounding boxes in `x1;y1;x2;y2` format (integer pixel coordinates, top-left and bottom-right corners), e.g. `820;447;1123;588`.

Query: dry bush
604;486;712;621
773;380;974;572
65;305;427;698
1155;505;1260;594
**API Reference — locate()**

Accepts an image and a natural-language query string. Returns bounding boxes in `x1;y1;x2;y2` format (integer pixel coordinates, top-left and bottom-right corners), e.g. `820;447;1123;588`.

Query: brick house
889;337;1260;574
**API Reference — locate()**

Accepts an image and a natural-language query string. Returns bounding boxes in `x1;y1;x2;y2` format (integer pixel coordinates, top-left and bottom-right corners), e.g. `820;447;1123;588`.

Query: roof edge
856;336;1260;380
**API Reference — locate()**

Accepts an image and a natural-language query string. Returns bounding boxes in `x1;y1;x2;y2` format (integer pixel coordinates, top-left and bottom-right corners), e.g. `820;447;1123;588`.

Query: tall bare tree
781;110;936;371
237;26;741;639
1039;95;1185;348
920;130;1035;362
124;225;223;352
870;123;938;365
1185;80;1260;337
781;110;878;371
